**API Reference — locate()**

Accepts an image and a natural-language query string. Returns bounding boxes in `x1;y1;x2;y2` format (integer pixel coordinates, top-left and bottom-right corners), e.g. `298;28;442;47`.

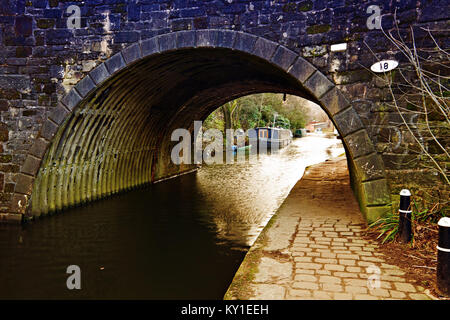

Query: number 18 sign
370;60;399;73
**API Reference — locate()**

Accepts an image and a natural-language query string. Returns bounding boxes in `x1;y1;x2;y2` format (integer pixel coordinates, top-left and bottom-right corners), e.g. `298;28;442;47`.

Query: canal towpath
224;156;436;300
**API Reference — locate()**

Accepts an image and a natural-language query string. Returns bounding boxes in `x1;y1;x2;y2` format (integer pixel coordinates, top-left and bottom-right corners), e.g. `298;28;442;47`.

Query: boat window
259;130;268;138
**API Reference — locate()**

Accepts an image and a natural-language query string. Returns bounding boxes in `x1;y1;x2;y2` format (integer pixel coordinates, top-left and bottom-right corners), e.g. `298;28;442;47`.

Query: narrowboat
248;127;292;149
294;129;307;138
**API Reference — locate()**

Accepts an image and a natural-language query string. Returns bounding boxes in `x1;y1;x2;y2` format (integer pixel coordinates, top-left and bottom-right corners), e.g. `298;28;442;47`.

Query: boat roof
255;127;287;131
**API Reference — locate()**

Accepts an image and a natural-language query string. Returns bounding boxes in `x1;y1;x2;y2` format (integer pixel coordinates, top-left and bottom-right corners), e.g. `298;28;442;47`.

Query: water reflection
196;137;344;247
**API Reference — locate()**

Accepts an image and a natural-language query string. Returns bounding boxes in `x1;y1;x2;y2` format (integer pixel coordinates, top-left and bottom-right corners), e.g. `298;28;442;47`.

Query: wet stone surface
226;157;433;300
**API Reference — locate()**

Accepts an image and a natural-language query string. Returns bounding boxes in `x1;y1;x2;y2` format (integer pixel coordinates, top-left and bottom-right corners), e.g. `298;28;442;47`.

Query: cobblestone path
225;156;434;300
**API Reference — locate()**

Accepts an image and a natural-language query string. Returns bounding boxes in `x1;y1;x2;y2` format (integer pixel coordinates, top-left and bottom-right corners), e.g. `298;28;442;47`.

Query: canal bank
224;156;436;300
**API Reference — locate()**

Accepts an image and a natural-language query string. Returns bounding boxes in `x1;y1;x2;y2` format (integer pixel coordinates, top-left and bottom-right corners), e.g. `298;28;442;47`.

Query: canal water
0;137;344;299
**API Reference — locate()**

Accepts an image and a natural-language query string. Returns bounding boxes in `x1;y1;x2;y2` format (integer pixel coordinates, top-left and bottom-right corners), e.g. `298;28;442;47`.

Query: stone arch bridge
0;0;448;223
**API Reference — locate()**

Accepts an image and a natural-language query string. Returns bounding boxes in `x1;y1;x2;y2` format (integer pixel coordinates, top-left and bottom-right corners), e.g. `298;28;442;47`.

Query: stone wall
0;0;448;222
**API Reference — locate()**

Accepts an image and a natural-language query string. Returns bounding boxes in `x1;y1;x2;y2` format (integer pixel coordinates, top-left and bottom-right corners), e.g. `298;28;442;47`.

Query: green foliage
369;211;399;244
204;109;224;131
203;93;308;133
411;199;445;224
368;199;446;244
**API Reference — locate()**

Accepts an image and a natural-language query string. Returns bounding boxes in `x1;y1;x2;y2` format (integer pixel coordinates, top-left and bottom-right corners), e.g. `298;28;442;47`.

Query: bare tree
367;22;449;187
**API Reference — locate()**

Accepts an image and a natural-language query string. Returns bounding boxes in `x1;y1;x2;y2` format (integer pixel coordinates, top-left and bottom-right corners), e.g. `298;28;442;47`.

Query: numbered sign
370;60;398;73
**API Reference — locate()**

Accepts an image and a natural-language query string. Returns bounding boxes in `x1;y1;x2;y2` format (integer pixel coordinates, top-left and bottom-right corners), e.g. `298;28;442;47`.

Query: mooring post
398;189;412;243
437;217;450;296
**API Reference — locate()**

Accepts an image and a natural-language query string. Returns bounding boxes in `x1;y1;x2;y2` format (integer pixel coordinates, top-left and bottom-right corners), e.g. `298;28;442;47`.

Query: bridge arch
13;30;390;222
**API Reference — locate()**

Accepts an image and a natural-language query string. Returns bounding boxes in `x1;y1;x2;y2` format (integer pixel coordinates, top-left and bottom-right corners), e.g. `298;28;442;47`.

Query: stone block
271;46;297;70
0;75;30;91
304;71;334;99
40;119;58;141
21;155;41;176
344;130;375;159
158;33;177;52
74;75;96;98
333;107;364;137
48;103;69;126
104;52;126;75
46;29;72;45
252;37;278;60
114;31;139;44
141;37;160;56
15;16;32;37
216;30;236;49
176;30;196;48
122;43;142;65
233;32;257;54
196;30;217;47
89;63;110;85
319;87;350;116
29;138;49;159
61;88;82;111
353;153;386;182
361;179;391;206
288;57;316;83
14;173;34;195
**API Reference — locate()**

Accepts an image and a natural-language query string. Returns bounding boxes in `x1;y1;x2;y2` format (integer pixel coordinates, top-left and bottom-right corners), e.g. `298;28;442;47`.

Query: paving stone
381;275;406;282
313;291;333;299
337;254;360;260
321;252;337;258
315;258;338;264
346;266;362;273
389;290;407;299
333;292;353;300
382;269;406;276
354;294;379;300
305;252;321;257
295;262;323;270
293;281;319;290
294;256;313;262
254;257;292;283
295;269;315;275
333;272;359;278
294;274;317;282
288;289;312;298
316;270;332;275
361;256;384;263
339;259;356;266
322;283;343;292
345;286;368;294
292;251;306;257
252;284;285;300
394;282;417;293
324;264;345;271
344;278;368;287
369;288;390;298
409;293;431;300
319;276;341;284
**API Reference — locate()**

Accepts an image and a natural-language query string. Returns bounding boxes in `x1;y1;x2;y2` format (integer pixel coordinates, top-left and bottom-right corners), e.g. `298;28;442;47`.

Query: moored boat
248;127;292;149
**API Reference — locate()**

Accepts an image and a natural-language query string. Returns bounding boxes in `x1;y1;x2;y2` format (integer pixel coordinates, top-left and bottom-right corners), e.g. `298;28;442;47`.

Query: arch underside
20;31;391;222
31;48;313;215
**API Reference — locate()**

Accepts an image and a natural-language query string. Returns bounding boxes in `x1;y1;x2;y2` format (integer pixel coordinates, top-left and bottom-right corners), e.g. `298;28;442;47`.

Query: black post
398;189;412;243
437;217;450;296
